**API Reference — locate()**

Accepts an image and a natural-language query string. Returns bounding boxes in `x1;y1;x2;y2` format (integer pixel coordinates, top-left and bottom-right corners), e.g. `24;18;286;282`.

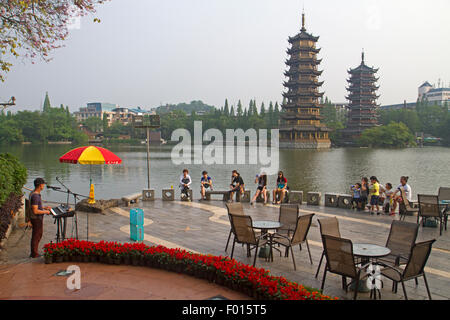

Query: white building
418;81;450;106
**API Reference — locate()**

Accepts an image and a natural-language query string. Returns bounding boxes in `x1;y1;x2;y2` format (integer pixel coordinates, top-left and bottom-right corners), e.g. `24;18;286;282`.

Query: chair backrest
226;202;245;215
418;194;440;218
403;239;436;279
291;213;314;245
400;188;414;210
438;187;450;202
229;213;257;245
318;217;341;238
321;234;357;278
278;204;299;232
385;220;419;258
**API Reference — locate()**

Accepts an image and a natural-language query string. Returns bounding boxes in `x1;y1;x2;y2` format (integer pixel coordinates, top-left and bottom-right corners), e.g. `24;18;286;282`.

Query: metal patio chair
380;239;436;300
418;194;444;236
315;217;341;278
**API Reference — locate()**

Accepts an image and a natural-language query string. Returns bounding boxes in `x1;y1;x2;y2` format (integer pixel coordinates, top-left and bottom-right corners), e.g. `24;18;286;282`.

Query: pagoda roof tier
283;91;324;98
288;31;319;43
284;80;324;88
286;58;322;65
346;86;380;92
347;78;380;84
287;47;321;54
347;105;380;109
346;93;380;99
281;113;324;120
279;125;331;132
348;63;379;74
282;103;322;109
284;69;323;77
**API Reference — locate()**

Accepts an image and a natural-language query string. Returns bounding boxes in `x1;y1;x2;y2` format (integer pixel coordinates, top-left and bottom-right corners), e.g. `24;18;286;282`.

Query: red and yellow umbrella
59;146;122;165
59;146;122;204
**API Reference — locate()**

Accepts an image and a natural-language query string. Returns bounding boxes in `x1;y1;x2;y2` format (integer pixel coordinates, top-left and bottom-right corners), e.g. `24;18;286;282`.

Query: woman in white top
391;176;412;215
179;169;192;201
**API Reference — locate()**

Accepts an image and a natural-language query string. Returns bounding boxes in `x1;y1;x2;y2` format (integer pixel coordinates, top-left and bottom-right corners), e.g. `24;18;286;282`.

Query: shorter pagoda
342;51;379;144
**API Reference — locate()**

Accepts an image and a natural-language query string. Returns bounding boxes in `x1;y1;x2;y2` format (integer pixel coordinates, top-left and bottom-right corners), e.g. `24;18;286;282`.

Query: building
111;107;153;126
418;81;450;106
74;102;117;125
342;52;379;143
74;103;154;127
279;12;331;149
380;81;449;111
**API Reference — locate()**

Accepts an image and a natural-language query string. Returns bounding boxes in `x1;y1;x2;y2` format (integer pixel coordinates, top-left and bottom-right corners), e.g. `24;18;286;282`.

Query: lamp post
0;96;16;113
132;114;161;194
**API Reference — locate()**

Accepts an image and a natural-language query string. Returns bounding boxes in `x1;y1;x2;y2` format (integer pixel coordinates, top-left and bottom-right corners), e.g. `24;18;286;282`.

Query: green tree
359;122;416;148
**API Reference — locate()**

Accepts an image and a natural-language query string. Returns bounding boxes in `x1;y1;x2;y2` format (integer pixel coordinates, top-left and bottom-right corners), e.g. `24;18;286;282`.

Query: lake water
1;144;449;204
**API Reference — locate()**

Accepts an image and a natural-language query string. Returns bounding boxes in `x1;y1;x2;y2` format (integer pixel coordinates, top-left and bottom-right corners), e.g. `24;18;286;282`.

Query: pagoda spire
361;49;365;64
301;8;306;31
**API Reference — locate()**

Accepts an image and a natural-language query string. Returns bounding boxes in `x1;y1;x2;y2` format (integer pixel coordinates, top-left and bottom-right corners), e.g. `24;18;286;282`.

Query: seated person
350;183;361;210
229;170;245;202
251;172;267;205
179;169;192;201
200;171;213;200
391;176;412;216
272;171;288;204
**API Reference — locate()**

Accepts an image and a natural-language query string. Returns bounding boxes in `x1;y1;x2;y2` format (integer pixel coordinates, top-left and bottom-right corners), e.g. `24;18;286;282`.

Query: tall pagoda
279;12;330;149
342;51;379;143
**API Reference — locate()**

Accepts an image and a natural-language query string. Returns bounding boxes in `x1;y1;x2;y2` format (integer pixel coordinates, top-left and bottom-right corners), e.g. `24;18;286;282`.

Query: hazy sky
1;0;449;112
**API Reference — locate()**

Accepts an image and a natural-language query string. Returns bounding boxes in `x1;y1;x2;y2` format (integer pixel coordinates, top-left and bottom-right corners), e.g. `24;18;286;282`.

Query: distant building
74;102;118;125
74;103;154;127
381;81;449;111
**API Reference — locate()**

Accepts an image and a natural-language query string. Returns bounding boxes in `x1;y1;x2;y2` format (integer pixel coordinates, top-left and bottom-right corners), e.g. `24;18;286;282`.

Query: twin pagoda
279;13;379;149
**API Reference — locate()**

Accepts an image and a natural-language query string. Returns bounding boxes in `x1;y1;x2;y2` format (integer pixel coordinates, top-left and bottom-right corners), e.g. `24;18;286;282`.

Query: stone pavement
1;199;449;300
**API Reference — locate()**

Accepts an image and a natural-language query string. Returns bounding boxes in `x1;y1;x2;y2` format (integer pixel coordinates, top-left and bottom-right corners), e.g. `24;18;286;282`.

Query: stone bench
325;193;339;207
181;189;193;201
142;189;155;201
288;190;302;204
122;193;142;207
338;194;353;209
256;189;270;203
162;189;175;201
205;190;230;201
307;192;321;206
236;190;251;203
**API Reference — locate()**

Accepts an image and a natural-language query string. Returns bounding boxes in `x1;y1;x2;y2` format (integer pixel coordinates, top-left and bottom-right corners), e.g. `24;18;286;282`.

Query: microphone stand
54;177;89;241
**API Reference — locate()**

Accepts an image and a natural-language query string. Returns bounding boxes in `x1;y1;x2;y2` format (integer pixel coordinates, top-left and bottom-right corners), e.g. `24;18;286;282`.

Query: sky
1;0;449;112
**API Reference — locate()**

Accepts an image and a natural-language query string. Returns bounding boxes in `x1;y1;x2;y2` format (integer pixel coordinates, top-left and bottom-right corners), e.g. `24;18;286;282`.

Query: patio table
352;243;391;299
252;220;282;260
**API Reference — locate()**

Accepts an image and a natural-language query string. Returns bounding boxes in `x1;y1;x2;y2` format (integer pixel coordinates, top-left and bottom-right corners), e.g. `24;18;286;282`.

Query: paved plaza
1;199;449;300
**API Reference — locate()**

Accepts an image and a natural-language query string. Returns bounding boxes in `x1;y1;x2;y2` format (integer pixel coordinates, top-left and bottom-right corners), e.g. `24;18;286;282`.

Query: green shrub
0;153;27;207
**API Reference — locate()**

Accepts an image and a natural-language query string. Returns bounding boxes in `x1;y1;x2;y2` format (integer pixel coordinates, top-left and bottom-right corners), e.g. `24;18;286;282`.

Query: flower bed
43;239;337;300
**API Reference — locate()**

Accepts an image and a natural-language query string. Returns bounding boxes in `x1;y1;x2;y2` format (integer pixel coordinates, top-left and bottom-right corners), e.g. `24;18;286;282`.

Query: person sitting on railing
229;170;245;202
179;169;192;201
200;170;213;200
272;171;288;204
251;172;267;205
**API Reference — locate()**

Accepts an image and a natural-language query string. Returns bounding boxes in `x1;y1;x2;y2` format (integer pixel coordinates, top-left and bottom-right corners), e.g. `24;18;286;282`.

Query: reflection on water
1;144;449;204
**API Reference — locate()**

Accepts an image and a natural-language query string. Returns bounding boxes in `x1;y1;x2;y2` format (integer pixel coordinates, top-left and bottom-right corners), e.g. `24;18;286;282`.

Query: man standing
29;178;51;258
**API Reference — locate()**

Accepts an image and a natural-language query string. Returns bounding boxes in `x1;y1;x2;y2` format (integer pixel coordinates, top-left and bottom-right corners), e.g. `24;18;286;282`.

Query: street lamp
0;96;16;112
132;114;161;199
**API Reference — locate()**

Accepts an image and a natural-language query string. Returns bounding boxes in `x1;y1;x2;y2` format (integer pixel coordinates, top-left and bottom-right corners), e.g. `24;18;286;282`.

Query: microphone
46;184;61;190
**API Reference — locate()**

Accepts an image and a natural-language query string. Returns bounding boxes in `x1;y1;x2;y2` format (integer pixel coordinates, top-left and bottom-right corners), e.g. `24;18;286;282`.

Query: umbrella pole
87;165;91;241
